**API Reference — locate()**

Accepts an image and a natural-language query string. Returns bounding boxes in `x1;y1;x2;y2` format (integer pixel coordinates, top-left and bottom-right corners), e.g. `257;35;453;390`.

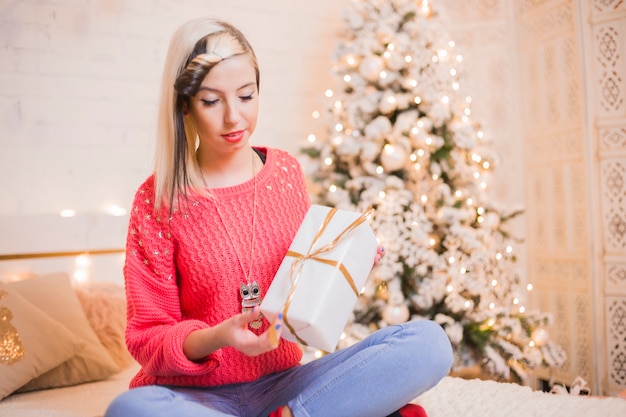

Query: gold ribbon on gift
281;206;374;347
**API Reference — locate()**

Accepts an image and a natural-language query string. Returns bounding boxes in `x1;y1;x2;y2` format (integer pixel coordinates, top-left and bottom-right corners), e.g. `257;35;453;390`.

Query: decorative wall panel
588;0;626;395
443;0;626;395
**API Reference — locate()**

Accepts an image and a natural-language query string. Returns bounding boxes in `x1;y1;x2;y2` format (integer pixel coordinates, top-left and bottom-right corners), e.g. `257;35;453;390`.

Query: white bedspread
417;376;626;417
1;365;625;417
0;364;139;417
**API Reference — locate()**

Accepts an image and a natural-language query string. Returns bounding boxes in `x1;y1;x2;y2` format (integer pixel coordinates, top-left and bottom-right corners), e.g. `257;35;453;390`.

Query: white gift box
261;205;378;352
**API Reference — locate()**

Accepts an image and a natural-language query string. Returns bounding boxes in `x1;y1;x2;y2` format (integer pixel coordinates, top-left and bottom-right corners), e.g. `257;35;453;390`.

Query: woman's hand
183;307;283;360
223;307;283;356
373;244;385;267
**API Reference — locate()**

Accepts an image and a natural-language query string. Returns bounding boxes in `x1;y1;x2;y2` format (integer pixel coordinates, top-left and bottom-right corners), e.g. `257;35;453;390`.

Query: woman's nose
224;100;240;124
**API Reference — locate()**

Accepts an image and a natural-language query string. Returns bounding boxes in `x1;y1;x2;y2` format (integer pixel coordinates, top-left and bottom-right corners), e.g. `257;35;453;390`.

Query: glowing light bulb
107;204;127;216
60;209;76;218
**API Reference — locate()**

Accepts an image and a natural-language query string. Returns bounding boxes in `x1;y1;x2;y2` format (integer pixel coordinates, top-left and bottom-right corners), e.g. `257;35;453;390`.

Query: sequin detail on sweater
124;148;310;388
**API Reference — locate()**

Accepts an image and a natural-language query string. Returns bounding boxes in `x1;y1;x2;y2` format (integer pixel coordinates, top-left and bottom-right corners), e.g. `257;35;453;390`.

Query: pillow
0;282;79;400
8;273;120;392
74;282;134;370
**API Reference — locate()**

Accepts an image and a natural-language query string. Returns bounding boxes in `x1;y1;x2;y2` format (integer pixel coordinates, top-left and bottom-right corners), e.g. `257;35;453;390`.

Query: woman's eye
240;94;254;101
200;99;218;106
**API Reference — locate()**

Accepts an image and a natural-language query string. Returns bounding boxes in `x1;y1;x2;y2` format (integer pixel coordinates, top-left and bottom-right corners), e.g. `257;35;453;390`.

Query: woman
105;18;453;417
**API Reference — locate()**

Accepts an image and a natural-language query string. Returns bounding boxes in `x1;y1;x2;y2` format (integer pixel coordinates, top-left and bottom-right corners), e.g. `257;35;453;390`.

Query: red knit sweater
124;148;311;388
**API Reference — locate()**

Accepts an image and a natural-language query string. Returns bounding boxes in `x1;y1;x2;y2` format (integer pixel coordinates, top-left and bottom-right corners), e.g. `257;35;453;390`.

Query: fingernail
278;313;283;320
275;324;281;330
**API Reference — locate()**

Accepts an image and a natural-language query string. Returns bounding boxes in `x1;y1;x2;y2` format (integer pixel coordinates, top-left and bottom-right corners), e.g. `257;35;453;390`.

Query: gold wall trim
0;249;125;261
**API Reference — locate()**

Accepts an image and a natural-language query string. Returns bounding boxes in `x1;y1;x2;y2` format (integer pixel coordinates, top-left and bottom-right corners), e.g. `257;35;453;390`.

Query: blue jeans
104;319;453;417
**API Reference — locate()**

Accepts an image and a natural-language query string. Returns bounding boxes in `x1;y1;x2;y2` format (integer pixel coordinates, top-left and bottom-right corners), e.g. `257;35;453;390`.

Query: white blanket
417;376;626;417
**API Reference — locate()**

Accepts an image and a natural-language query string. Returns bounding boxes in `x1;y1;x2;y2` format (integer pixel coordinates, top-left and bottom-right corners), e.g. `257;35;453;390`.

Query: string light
60;209;76;218
107;204;127;216
73;253;91;283
307;134;316;143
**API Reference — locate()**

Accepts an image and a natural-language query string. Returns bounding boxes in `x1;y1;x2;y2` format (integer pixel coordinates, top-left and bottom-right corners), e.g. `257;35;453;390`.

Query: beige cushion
0;282;79;400
8;273;120;392
74;282;134;370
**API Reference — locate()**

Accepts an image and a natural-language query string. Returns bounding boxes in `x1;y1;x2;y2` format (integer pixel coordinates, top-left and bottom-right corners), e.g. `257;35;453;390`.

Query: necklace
202;149;263;330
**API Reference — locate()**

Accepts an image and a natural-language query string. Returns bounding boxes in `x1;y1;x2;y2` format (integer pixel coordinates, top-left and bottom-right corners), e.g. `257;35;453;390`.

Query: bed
0;210;625;417
1;273;626;417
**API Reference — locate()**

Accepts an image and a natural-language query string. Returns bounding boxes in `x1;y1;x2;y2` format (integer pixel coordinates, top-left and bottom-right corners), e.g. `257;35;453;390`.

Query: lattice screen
590;0;626;394
440;0;626;395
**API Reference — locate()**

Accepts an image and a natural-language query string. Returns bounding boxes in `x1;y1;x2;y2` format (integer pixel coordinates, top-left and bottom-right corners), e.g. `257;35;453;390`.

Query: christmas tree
300;0;566;382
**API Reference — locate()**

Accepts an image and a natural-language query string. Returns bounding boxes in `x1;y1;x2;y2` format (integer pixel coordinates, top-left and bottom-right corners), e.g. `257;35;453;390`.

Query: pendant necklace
203;149;263;330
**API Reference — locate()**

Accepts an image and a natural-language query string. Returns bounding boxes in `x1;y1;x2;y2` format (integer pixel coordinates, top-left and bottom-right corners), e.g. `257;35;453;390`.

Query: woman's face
187;54;259;156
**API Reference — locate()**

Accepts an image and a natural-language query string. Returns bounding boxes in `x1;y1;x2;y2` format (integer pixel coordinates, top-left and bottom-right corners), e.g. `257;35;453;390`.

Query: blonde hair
154;18;259;210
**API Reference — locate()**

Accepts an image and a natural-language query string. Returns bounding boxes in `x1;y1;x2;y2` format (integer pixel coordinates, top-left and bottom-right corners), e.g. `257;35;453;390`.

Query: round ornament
359;56;384;82
382;303;410;325
381;144;407;172
531;328;549;347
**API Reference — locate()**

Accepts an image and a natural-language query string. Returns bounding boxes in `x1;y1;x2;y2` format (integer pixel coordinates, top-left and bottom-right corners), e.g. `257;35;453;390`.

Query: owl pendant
240;281;263;329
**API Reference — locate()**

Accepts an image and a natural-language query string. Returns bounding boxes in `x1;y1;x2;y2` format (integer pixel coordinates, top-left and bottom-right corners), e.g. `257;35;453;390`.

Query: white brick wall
0;0;348;220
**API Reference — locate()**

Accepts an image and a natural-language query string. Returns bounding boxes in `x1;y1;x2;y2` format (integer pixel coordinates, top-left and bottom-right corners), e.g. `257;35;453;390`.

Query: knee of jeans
409;319;454;375
105;386;173;417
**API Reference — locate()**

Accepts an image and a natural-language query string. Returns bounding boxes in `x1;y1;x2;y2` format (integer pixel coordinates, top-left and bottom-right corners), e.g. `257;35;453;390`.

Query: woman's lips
222;130;245;143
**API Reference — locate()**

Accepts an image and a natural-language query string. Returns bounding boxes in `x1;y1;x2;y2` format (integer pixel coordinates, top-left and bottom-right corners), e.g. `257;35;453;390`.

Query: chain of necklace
202;148;262;329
